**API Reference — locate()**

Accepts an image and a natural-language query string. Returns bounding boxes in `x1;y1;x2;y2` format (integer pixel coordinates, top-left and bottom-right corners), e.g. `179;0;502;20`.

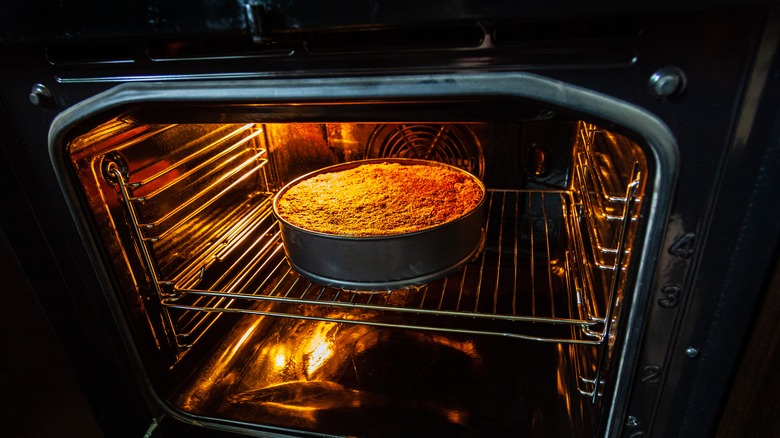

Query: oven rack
573;124;643;271
155;189;614;346
569;166;641;403
102;122;641;351
577;124;644;210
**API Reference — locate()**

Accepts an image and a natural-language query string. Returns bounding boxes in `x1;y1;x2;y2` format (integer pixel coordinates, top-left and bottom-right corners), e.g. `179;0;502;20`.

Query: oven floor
172;310;596;437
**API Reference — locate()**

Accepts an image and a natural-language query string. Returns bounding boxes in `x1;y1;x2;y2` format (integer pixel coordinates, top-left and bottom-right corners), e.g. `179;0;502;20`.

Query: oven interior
64;102;648;436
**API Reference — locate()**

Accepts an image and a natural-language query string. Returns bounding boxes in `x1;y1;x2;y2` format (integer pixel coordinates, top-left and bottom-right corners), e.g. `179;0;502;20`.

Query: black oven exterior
1;3;780;437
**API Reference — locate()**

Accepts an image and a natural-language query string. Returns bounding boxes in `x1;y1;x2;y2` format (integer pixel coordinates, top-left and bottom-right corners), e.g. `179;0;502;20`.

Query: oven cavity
67;116;647;436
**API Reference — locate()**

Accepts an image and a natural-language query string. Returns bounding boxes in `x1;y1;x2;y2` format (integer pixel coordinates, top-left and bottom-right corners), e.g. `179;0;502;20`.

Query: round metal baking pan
272;158;487;290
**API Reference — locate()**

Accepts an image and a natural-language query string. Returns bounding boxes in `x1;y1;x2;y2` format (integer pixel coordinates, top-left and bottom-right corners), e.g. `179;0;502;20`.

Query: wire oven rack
108;177;634;344
163;189;606;341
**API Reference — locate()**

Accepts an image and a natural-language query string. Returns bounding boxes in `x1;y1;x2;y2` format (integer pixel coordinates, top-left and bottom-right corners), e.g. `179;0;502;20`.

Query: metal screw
654;75;679;95
685;347;699;358
29;83;53;107
626;415;640;427
648;67;687;99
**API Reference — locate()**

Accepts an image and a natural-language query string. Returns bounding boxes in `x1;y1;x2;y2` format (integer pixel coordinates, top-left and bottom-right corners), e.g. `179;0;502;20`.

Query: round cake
274;161;484;236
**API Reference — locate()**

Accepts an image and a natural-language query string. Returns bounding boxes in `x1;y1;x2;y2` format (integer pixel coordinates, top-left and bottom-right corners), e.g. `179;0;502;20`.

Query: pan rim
271;157;487;240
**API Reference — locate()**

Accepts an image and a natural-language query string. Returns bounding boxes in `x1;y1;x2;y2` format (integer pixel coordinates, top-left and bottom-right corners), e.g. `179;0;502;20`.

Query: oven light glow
305;334;334;377
274;350;287;369
253;321;338;380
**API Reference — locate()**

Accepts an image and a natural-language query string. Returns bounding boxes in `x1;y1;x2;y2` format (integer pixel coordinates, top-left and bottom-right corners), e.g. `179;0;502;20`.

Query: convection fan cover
365;124;484;179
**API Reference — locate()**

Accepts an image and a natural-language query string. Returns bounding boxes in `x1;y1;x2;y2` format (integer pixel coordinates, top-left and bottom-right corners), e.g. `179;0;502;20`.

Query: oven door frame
48;71;678;437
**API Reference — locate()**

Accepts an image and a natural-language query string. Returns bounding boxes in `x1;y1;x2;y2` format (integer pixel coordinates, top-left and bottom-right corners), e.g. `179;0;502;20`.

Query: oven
1;2;780;437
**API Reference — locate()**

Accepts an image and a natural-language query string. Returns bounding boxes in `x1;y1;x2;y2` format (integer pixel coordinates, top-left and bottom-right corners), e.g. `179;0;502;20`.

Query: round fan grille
365;124;484;179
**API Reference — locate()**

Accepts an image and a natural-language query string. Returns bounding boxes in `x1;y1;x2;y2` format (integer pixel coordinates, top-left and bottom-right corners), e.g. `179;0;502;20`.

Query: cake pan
272;158;487;290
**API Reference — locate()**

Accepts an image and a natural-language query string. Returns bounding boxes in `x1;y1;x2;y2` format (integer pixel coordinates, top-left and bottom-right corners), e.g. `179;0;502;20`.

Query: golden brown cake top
275;162;484;236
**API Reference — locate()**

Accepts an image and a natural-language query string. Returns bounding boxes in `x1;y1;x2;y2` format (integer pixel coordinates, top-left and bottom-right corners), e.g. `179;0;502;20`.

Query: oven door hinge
143;413;167;438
